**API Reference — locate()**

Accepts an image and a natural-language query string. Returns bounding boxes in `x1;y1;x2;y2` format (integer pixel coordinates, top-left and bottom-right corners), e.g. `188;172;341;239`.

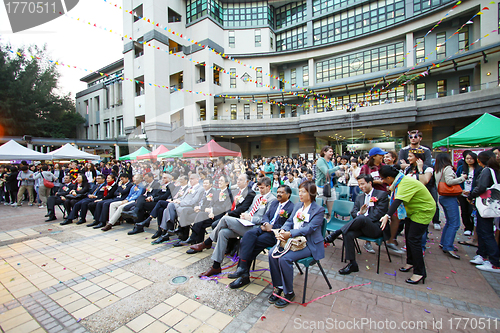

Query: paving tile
56;293;83;307
165;294;189;307
64;298;92;314
126;313;156;332
113;286;138;299
4;319;41;333
159;309;187;326
147;302;173;319
177;299;202;314
193;324;220;333
86;289;111;303
0;312;33;331
173;316;202;333
206;312;233;330
191;305;217;322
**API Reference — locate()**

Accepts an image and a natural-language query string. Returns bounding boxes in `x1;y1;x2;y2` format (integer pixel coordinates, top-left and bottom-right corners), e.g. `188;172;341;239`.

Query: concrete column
406;32;415;68
115;145;121;160
46;147;50;153
110;84;115;107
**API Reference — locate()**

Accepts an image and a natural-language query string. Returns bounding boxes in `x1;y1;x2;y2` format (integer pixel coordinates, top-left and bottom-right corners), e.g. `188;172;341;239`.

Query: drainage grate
170;275;188;285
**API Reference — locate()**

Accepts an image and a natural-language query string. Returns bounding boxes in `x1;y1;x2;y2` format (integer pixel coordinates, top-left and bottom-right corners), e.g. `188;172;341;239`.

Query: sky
0;0;125;98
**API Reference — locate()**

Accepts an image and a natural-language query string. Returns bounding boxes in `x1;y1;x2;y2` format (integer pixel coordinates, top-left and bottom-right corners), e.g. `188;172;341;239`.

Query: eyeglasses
409;135;419;139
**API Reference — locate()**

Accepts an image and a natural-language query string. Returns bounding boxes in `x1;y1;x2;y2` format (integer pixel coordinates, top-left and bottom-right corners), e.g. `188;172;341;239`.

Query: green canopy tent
157;142;195;159
118;147;151;161
433;113;500;149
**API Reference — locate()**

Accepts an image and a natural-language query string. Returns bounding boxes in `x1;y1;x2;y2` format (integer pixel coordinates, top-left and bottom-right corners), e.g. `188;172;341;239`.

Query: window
316;42;404;83
413;0;453;16
230;68;236;88
276;1;307;29
117;118;124;135
168;8;182;23
459;26;469;52
133;4;143;22
436;32;446;60
105;121;110;138
230;104;237;120
291;106;297;117
257;103;263;119
270;35;274;49
303;65;309;86
186;0;223;25
199;105;206;120
213;65;221;85
279;71;285;89
276;25;307;51
223;1;274;28
228;31;235;48
416;83;426;101
244;104;250;119
437;79;447;97
459;76;470;93
279;105;285;118
290;68;296;87
256;67;262;87
255;30;261;47
214;105;218;119
313;0;361;16
415;37;425;63
95;124;100;140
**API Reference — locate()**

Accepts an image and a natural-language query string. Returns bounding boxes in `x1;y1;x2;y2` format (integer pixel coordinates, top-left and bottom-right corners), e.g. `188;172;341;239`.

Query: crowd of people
2;133;500;307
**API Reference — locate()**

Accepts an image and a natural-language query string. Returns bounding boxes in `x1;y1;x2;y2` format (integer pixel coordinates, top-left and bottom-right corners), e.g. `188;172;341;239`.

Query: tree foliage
0;43;85;138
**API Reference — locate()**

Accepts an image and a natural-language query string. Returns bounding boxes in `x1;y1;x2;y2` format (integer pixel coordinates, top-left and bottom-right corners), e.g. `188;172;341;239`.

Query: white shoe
470;255;484;265
386;243;404;254
464;230;472;236
433;223;441;230
476;261;500;273
363;243;376;254
10;203;18;207
39;205;45;209
28;203;33;206
4;202;9;206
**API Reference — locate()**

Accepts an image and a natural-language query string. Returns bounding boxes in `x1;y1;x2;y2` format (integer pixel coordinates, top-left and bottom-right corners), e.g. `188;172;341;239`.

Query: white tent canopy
48;143;100;160
0;140;49;160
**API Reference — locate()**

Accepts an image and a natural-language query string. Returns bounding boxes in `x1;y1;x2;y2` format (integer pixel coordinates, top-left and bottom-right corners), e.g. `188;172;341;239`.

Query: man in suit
45;175;74;222
172;177;217;246
188;173;255;254
229;185;294;289
324;174;389;274
196;177;276;277
121;172;162;222
60;174;106;225
87;174;118;227
128;176;189;239
152;174;204;244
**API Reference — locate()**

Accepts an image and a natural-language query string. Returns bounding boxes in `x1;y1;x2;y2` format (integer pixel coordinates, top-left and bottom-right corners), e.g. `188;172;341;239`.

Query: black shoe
137;217;152;228
339;262;359;275
274;292;295;308
228;267;246;279
76;219;86;225
405;276;425;285
167;227;182;236
45;216;57;222
152;234;170;245
172;240;185;247
93;222;106;229
60;219;72;225
122;211;138;220
229;275;250;289
151;229;162;239
399;266;413;272
128;225;145;235
268;288;283;304
44;213;50;217
445;251;460;260
324;230;342;243
87;221;99;227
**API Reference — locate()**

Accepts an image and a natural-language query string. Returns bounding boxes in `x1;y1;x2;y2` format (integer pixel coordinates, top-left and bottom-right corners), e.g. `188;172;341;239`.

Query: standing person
264;158;275;180
347;158;361;202
34;165;57;209
379;165;436;284
315;146;339;219
52;163;64;194
4;166;18;205
16;165;35;206
271;172;282;190
457;152;482;237
467;151;500;273
84;163;97;184
434;153;466;260
398;130;432;170
384;151;398;166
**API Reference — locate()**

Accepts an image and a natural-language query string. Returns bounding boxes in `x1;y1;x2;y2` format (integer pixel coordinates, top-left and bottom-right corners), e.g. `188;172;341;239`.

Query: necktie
364;194;371;216
270;204;282;225
231;189;242;211
249;196;264;216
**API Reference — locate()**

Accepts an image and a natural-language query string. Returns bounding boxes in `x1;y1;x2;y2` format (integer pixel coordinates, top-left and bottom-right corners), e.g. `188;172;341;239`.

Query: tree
0;43;85;138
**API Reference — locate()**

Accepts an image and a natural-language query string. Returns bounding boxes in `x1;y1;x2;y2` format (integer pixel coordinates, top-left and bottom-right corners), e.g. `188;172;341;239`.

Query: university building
75;0;500;158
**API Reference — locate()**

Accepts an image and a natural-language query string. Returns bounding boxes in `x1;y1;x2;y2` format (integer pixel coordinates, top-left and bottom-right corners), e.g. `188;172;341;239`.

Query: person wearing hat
359;147;388;254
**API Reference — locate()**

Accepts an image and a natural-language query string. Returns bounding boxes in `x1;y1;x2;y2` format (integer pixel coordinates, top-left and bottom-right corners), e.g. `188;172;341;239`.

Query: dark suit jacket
90;183;106;199
211;188;233;216
102;182;119;201
350;189;389;223
57;183;75;197
114;181;134;199
282;201;325;260
228;186;256;217
261;199;295;229
200;188;217;211
153;182;174;202
143;180;161;199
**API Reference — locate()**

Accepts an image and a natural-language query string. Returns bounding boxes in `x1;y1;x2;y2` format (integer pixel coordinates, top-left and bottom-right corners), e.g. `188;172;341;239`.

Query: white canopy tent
48;143;100;160
0;140;50;160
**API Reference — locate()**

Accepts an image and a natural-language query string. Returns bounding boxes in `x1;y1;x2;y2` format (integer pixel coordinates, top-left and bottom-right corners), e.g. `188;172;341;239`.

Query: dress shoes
44;213;50;217
405;276;425;284
87;221;99;227
151;229;162;239
93;222;106;229
151;234;170;245
128;225;144;235
198;267;222;277
339;262;359;275
167;227;182;236
76;219;86;225
324;229;342;243
45;216;57;222
137;217;152;228
274;292;295;308
268;288;283;304
228;267;246;279
101;224;112;231
121;211;138;220
188;242;210;254
173;240;192;247
60;219;72;225
229;275;250;289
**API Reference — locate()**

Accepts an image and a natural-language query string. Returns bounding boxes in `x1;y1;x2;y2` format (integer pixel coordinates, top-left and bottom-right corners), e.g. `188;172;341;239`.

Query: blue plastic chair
291;187;299;196
357;235;392;274
326;200;354;232
294;218;332;303
271;187;278;195
290;194;300;204
336;185;350;200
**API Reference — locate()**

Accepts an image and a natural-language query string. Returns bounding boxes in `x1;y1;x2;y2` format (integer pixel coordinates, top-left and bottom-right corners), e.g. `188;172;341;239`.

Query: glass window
255;29;261;47
416;83;426;101
415;37;425;63
279;71;285;89
437;79;447;97
303;65;309;86
276;25;307;51
256;67;262;87
276;1;307;29
459;26;469;52
257;103;263;119
290;68;296;87
230;104;237;120
459;76;470;93
270;35;274;49
244;104;250;119
230;68;236;88
413;0;454;16
436;32;446;60
229;30;235;48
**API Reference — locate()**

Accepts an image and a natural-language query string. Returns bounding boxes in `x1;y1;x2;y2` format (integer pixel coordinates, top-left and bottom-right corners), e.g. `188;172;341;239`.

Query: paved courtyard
1;205;500;332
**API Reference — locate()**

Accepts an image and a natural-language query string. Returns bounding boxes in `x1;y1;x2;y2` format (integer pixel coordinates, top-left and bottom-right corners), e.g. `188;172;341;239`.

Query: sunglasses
409;134;419;139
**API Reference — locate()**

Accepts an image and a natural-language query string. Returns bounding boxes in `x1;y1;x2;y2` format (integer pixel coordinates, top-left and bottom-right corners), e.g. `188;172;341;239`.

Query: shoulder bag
271;229;307;258
42;173;55;189
437;167;462;196
475;168;500;218
323;171;332;197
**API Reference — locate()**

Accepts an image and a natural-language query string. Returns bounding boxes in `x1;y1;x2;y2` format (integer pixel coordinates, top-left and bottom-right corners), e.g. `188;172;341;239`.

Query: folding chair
356;236;392;274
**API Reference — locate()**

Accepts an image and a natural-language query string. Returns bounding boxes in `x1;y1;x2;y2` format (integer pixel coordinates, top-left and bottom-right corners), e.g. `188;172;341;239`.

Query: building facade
76;0;500;158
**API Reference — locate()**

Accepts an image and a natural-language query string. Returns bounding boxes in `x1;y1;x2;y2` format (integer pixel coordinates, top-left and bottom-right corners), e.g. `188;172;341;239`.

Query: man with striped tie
195;177;276;277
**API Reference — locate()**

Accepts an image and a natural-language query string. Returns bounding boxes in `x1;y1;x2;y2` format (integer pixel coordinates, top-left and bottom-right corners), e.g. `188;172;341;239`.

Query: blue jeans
476;215;500;266
349;186;360;202
439;196;461;251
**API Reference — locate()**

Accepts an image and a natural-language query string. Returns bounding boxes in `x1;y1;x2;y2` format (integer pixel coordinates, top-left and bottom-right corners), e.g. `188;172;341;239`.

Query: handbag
437;167;462;196
42;174;55;189
323;171;332;198
271;229;307;258
475;168;500;218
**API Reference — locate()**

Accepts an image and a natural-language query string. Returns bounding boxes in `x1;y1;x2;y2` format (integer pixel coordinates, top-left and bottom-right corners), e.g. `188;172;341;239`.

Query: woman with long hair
384;151;398;166
315;146;339;218
467;151;500;273
457;152;482;237
434;153;465;259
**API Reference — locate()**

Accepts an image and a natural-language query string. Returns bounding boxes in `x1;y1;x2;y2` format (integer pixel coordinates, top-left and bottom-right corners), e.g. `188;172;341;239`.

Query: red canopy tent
182;140;241;158
136;145;169;160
